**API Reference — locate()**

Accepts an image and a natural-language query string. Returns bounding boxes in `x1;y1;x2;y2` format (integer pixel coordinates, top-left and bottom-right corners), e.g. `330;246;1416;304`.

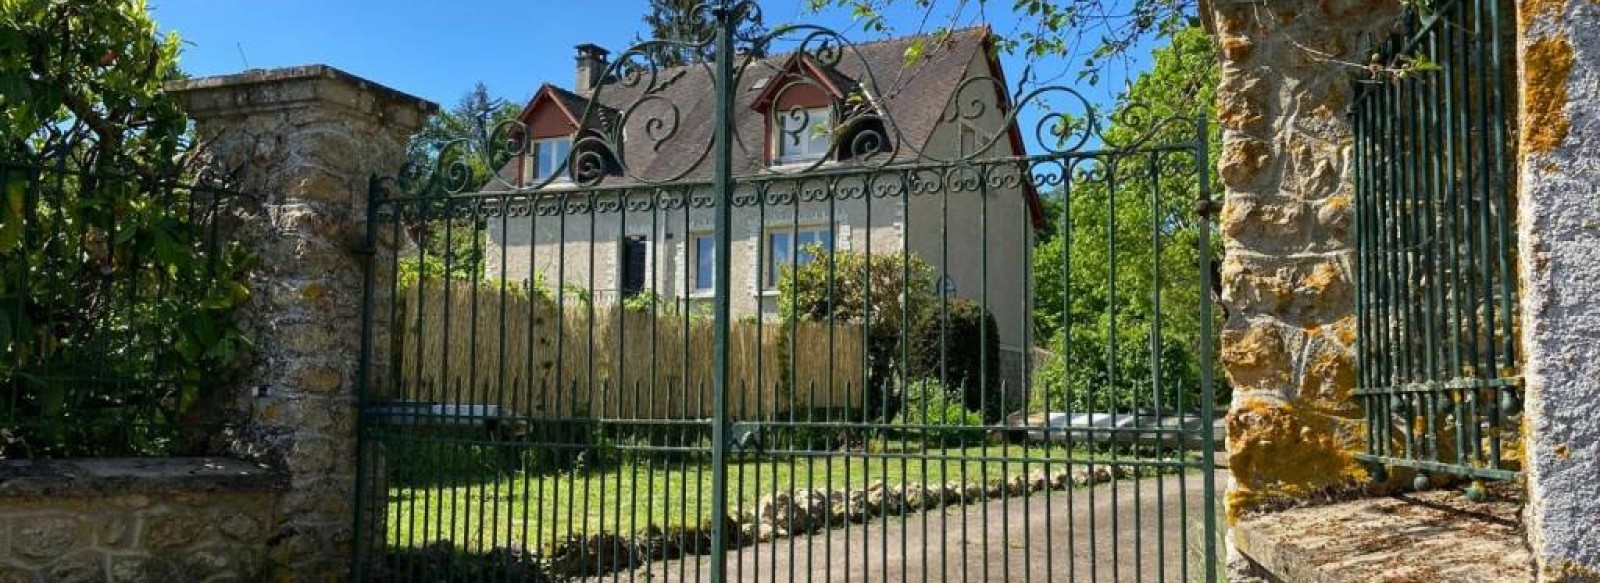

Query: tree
1029;27;1222;413
808;0;1198;86
1;0;252;457
406;82;518;182
634;0;768;67
1;0;187;165
400;83;519;285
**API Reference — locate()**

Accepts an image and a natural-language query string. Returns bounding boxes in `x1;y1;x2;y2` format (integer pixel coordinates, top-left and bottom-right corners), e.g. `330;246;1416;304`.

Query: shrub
908;298;1003;422
1;1;256;458
1030;322;1206;414
895;379;984;446
776;246;935;422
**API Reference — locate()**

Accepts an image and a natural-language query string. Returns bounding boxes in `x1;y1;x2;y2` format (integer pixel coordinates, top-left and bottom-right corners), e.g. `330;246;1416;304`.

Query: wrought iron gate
1351;0;1521;493
353;3;1220;581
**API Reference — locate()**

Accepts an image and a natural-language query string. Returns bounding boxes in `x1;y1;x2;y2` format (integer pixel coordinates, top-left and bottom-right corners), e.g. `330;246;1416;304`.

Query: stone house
484;28;1045;392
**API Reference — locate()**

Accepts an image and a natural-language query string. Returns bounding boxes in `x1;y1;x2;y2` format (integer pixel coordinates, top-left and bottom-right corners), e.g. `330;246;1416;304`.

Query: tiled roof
545;84;618;133
504;27;1008;186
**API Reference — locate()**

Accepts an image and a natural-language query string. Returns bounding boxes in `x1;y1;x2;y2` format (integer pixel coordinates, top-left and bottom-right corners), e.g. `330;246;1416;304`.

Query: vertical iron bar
1196;115;1220;583
349;177;379;582
708;6;737;581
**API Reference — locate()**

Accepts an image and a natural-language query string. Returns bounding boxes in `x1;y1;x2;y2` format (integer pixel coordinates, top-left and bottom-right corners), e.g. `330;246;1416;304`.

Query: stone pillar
1206;0;1402;575
1514;1;1600;579
166;65;436;580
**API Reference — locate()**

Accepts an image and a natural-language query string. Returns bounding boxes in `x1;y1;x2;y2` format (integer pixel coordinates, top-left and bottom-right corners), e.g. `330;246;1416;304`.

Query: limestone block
1221;195;1306;249
12;516;84;562
141;514;209;551
1221;321;1293;395
107;556;178;583
94;515;133;549
218;514;261;542
1221;138;1273;188
42;551;102;583
297;365;343;393
1219;74;1269;131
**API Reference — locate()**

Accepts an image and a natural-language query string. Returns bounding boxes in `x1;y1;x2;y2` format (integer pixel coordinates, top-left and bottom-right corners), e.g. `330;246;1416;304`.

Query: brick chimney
575;43;610;96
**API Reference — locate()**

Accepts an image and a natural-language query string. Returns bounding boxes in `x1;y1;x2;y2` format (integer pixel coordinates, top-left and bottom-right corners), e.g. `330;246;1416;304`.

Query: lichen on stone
1225;399;1368;522
1522;36;1574;155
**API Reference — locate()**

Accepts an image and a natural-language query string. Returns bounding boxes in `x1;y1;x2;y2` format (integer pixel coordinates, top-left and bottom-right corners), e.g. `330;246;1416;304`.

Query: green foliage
807;0;1199;85
399;84;518;286
776;245;935;421
406;82;519;184
0;0;254;458
621;290;667;313
634;0;768;67
0;0;187;160
895;379;984;445
1030;27;1222;413
908;298;1003;422
397;222;489;288
776;244;935;343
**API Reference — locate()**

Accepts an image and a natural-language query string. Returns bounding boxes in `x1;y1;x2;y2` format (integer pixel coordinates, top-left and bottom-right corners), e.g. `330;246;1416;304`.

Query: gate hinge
1193;198;1221;218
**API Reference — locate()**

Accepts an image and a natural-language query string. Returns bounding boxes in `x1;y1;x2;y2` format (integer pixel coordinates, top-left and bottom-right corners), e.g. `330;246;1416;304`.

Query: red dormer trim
512;84;582;184
752;54;858;164
518;84;581;139
749;53;853;112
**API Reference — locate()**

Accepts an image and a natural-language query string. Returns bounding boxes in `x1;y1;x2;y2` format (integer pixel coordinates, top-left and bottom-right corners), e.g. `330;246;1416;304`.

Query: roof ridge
591;25;990;91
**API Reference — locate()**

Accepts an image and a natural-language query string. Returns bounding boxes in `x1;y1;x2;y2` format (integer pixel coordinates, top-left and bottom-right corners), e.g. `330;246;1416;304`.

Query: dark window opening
621;236;648;297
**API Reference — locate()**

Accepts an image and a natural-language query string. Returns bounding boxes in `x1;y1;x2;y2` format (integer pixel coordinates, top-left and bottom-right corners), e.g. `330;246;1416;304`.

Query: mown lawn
384;443;1092;552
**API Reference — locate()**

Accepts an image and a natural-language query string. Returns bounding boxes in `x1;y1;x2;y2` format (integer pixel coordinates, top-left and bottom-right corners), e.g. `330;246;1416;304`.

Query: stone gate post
166;65;435;580
1514;1;1600;579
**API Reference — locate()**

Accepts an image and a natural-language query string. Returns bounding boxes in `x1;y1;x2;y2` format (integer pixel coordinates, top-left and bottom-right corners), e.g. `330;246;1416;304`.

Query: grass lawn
385;443;1096;552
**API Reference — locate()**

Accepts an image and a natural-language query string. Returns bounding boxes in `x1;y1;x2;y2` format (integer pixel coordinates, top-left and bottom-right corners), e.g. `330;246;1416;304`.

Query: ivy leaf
904;38;926;66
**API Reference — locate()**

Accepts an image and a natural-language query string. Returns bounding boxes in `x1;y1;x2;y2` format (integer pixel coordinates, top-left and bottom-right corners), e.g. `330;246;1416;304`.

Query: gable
520;85;580;139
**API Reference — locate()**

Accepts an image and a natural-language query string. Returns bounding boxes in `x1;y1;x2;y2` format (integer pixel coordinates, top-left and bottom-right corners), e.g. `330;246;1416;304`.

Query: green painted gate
352;4;1220;581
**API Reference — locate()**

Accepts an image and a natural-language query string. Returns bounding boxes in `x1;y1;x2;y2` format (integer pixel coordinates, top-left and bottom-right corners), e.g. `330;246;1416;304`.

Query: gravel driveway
602;469;1226;583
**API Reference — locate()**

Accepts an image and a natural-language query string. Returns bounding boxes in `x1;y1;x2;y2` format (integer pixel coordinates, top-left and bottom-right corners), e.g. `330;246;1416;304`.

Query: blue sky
149;1;1167;155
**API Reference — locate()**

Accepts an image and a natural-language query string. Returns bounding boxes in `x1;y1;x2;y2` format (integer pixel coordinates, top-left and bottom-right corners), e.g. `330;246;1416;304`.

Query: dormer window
531;137;572;182
772;107;832;165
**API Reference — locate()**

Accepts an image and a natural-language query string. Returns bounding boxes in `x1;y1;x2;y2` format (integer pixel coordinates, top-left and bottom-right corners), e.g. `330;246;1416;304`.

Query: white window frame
765;226;833;289
772;107;833;166
528;136;573;183
690;233;715;295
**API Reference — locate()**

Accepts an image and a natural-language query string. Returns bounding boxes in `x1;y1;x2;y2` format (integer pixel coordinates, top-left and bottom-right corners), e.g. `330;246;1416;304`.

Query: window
530;137;572;182
767;227;832;287
958;123;988;157
773;107;832;165
693;234;714;292
959;124;977;156
620;236;648;297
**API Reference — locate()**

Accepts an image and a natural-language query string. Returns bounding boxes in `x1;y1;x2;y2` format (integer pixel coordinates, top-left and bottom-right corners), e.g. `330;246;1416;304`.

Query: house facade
483;28;1042;395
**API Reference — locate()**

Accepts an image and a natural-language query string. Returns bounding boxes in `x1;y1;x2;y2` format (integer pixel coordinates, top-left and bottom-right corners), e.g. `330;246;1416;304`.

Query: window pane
695;236;714;290
776;108;830;161
551;139;570;176
534;138;572;180
769;232;791;285
535;143;553;179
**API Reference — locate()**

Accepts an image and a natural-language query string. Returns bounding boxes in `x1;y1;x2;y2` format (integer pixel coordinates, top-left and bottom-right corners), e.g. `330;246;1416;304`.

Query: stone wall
165;65;435;580
1207;0;1402;519
0;458;284;583
1212;0;1600;579
1514;0;1600;579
